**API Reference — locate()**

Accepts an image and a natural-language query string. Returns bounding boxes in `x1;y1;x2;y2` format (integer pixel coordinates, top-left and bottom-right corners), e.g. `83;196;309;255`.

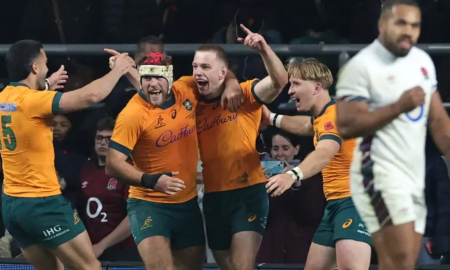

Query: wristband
286;167;304;184
140;172;173;189
44;79;50;90
269;113;284;128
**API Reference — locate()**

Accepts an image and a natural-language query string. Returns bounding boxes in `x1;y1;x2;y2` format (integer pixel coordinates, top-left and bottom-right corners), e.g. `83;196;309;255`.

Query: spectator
417;134;450;265
135;35;165;63
78;117;138;261
257;129;325;263
52;114;85;208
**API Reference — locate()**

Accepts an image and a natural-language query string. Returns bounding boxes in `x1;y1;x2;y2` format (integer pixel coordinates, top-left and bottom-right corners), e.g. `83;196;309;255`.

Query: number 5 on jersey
0;115;17;151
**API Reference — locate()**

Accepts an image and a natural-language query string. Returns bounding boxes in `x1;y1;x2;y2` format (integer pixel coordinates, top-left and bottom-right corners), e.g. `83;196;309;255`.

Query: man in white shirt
336;1;450;270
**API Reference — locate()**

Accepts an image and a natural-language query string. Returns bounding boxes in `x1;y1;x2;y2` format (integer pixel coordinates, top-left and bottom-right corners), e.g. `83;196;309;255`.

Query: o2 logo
86;197;108;222
405;105;424;122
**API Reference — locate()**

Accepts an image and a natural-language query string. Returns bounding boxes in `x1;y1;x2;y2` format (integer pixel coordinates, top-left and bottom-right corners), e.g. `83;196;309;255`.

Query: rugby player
335;0;450;269
192;25;288;270
105;52;243;270
1;40;132;270
264;59;372;270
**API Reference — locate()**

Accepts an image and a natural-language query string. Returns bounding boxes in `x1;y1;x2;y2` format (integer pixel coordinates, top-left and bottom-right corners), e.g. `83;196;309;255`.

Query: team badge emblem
107;178;118;190
324;121;334;131
183;99;193;111
421;67;429;80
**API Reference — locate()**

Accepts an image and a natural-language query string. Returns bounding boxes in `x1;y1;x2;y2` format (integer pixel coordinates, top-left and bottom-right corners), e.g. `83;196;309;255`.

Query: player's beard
146;88;170;107
383;33;414;57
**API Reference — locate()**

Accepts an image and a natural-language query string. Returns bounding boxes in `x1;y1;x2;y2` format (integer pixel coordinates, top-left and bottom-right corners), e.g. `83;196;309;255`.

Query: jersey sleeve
335;58;370;103
23;90;63;118
317;109;343;147
241;79;262;108
109;109;143;157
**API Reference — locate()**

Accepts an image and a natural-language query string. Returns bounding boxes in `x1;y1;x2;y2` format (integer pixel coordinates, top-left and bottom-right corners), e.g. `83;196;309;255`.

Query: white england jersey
336;40;437;195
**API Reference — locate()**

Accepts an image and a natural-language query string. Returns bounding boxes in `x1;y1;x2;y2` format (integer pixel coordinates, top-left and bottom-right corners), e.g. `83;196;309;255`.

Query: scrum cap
138;52;173;94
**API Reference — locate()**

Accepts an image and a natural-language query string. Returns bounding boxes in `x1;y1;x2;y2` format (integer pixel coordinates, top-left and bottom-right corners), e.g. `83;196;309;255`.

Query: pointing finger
104;48;121;56
240;24;252;35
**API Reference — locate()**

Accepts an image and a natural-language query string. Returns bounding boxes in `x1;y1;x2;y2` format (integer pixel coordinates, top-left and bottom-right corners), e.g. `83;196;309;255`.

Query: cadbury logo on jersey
155;124;196;147
0;102;17;112
196;113;238;135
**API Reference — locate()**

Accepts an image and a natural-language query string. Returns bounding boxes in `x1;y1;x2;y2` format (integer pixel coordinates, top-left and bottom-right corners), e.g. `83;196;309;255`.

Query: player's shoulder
117;94;145;119
315;102;337;128
240;79;259;93
338;49;372;79
409;47;434;68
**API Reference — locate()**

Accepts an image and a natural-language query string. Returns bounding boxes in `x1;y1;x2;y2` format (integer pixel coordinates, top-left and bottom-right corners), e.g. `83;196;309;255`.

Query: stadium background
1;0;450;269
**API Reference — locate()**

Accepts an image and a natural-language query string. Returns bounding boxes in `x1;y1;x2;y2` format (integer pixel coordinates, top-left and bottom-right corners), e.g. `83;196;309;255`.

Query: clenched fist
396;86;425;114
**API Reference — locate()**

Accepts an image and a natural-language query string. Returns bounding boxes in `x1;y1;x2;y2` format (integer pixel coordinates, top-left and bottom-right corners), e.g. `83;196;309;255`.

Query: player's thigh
50;231;101;270
127;198;172;246
335;239;371;270
6;194;94;269
137;236;173;270
172;246;205;270
229;183;269;241
331;197;372;269
2;194;37;249
21;244;63;270
304;243;336;270
353;189;422;265
170;197;206;270
203;192;232;252
229;231;262;270
306;212;336;270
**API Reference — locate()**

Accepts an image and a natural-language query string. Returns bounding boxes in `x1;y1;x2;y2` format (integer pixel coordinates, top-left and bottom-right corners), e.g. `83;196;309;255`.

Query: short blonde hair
287;59;333;90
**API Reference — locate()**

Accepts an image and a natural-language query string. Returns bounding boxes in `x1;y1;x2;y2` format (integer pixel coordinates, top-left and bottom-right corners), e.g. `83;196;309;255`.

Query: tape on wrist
286;167;304;184
269;113;284;128
44;79;50;91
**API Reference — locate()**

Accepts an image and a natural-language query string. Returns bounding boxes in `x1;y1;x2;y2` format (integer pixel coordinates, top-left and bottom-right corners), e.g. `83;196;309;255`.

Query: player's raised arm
261;105;314;136
336;59;424;139
428;92;450;157
237;24;288;104
58;54;132;113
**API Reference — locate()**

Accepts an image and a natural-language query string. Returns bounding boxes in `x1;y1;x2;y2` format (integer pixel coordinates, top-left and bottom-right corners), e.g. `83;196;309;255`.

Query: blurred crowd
1;0;450;266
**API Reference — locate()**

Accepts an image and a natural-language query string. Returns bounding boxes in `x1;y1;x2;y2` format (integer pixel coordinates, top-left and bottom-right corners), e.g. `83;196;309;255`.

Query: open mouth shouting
195;78;209;91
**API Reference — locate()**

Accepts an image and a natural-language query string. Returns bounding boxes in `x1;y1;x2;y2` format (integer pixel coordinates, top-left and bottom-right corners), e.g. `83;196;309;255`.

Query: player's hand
47;65;68;90
92;242;106;258
104;48;135;70
266;173;294;197
396;86;425;113
237;24;269;52
154;172;186;195
221;79;244;112
113;54;133;75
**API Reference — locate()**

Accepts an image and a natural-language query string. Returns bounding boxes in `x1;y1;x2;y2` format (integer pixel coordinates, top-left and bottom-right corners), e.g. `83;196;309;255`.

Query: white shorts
352;187;426;235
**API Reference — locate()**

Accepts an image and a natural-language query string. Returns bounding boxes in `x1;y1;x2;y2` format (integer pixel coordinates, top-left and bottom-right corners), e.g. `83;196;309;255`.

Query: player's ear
30;62;38;75
220;66;228;81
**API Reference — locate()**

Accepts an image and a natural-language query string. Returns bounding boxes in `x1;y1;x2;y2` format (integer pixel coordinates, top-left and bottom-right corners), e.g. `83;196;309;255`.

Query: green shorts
2;193;85;249
203;183;269;251
312;197;372;247
127;197;205;249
